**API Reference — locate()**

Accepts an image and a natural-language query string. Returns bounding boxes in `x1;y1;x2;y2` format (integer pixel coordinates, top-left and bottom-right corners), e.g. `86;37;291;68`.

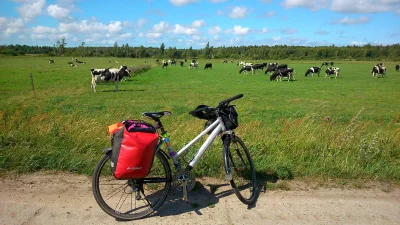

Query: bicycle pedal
182;198;191;205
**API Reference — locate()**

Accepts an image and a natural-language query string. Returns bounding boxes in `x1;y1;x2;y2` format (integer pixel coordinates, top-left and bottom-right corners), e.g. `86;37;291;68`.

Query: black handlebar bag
110;120;159;179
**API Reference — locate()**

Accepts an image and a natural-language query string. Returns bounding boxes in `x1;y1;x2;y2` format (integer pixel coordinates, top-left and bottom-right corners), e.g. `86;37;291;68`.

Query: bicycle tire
92;150;172;220
223;134;257;205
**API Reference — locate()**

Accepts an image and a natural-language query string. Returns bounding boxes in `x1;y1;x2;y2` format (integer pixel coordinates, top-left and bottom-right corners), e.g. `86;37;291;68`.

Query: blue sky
0;0;399;48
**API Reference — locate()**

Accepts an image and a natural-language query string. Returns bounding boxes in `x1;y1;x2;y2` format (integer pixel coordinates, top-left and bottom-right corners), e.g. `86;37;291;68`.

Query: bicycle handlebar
218;94;244;107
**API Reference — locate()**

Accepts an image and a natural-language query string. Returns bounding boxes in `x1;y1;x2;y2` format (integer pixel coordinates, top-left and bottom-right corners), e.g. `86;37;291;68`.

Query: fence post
29;73;35;92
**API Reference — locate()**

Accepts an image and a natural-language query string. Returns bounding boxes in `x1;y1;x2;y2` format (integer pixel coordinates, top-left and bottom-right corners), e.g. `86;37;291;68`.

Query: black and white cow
322;62;329;67
70;63;78;67
180;61;184;67
189;61;199;69
396;64;399;72
223;59;228;63
76;60;86;64
330;62;334;66
169;59;176;65
239;66;254;74
325;67;340;78
72;57;78;61
305;67;322;77
204;63;212;70
371;65;386;78
162;61;168;68
252;64;264;72
270;68;295;81
49;59;54;63
90;66;131;92
265;65;277;74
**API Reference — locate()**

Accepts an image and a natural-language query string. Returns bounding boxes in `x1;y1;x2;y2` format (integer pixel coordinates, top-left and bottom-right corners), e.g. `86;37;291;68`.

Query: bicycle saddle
142;111;172;120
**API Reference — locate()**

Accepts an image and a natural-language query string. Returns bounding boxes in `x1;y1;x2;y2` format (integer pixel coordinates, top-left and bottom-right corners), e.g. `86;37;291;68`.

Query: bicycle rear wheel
92;150;172;220
223;134;257;205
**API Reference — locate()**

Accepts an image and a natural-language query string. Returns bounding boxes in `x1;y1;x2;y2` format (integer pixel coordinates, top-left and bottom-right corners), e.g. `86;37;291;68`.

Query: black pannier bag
221;105;238;130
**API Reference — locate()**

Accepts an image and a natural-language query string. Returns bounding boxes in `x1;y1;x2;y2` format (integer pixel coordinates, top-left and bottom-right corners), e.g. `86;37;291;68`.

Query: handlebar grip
218;94;244;106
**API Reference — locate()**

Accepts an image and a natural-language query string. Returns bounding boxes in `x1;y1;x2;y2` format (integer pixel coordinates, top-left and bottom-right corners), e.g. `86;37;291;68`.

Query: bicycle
92;94;257;220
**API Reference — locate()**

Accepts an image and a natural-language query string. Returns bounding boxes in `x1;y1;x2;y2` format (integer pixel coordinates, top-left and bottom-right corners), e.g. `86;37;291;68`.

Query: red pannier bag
110;120;159;179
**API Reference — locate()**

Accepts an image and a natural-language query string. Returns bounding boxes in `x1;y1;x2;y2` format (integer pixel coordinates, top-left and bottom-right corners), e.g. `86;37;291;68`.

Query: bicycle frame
161;116;227;171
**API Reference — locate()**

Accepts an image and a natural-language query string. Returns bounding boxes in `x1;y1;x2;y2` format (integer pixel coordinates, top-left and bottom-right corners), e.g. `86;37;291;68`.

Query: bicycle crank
173;169;196;204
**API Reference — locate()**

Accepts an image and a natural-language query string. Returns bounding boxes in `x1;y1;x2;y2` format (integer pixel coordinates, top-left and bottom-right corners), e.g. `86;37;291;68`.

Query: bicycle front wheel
92;150;172;220
223;134;257;205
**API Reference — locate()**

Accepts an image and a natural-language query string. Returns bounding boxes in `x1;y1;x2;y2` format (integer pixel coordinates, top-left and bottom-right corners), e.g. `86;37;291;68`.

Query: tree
81;42;85;57
159;43;165;57
56;36;67;56
113;42;118;57
204;42;212;59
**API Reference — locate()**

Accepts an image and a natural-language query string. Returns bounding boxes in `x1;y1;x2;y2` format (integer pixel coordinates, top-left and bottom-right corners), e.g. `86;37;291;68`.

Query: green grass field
1;56;399;182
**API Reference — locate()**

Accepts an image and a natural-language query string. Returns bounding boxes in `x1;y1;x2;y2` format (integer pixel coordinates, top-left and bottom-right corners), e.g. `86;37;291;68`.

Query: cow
396;64;399;72
168;59;176;65
322;62;329;67
76;60;85;64
252;64;265;72
371;65;386;78
49;59;54;63
223;59;228;63
270;68;295;81
325;67;340;78
180;61;184;67
90;66;131;92
305;67;322;77
162;61;168;68
330;62;334;66
204;63;212;70
265;65;277;74
70;63;78;67
189;62;199;69
72;57;78;61
239;65;254;74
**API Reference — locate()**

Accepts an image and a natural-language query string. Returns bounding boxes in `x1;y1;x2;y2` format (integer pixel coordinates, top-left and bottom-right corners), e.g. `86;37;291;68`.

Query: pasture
0;56;399;182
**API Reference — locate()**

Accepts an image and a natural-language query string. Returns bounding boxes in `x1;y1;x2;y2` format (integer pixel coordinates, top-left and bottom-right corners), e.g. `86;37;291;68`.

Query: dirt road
0;171;399;225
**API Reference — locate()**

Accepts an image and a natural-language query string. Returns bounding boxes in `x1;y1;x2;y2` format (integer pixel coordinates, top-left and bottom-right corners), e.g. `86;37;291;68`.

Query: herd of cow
47;57;399;92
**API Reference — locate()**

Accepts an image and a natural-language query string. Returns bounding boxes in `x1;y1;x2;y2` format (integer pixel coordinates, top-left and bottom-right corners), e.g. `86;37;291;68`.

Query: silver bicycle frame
174;117;226;168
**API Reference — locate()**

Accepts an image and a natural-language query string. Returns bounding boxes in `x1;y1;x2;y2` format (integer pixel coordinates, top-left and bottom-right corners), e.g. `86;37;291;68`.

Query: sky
0;0;399;49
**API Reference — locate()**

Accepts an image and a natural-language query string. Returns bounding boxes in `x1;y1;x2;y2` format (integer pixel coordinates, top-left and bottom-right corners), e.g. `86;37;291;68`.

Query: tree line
1;40;399;61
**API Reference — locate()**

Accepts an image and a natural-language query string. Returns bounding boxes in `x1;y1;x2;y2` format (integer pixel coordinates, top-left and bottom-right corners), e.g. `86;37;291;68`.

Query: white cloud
152;21;170;33
331;0;400;13
350;41;367;45
59;20;123;34
146;32;162;38
16;0;46;22
261;11;276;17
282;0;329;11
281;28;298;34
172;24;198;35
0;17;7;29
3;18;25;36
229;6;248;19
261;28;269;33
47;4;71;21
192;20;205;28
231;25;250;35
217;10;224;15
332;16;370;25
32;25;57;34
208;26;222;35
169;0;198;6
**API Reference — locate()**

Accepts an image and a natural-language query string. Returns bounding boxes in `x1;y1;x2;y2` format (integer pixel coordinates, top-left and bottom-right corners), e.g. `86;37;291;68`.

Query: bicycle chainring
173;169;196;192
